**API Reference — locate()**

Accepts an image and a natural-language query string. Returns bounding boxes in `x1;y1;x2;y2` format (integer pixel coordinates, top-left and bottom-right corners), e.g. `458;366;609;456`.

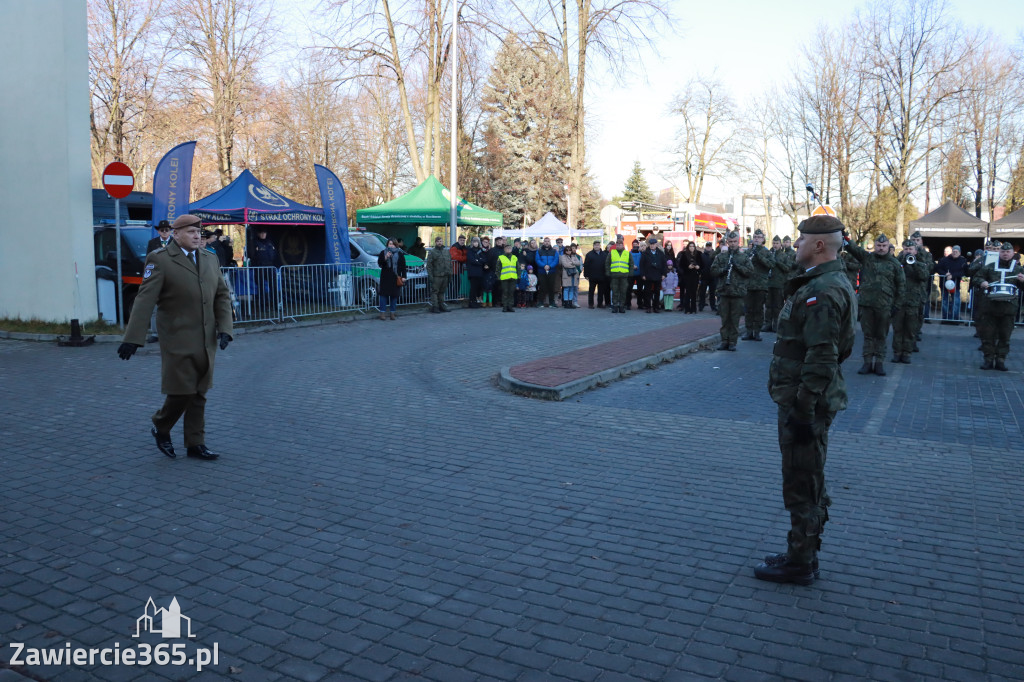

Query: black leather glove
218;333;232;351
117;343;140;360
786;415;815;445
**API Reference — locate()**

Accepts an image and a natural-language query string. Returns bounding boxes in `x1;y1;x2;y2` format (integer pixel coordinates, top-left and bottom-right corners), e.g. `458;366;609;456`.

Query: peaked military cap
172;214;202;230
875;233;889;244
797;215;845;234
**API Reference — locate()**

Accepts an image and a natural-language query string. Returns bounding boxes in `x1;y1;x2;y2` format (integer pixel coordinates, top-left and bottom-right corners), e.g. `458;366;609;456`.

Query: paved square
1;309;1022;681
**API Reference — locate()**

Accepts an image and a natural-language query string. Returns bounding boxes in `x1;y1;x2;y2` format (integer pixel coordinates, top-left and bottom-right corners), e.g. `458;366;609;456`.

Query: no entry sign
102;162;135;199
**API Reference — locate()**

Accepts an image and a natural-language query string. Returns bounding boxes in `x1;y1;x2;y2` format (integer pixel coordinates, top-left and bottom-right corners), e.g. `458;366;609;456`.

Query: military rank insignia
143;264;154;279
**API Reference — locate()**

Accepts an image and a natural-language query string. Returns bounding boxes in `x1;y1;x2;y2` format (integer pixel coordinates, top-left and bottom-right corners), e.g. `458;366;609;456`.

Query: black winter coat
639;249;668;280
467;247;487;278
583;249;608;280
377;250;408;297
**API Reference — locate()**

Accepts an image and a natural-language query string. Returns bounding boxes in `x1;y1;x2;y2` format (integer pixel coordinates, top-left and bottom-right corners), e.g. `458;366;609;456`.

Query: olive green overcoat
122;240;233;395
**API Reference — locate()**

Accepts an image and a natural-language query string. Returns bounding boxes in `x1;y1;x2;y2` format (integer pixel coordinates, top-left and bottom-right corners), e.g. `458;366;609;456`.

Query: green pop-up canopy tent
357;177;502;245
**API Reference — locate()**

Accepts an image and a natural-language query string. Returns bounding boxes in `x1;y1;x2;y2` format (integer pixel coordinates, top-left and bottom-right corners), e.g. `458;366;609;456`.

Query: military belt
772;341;806;362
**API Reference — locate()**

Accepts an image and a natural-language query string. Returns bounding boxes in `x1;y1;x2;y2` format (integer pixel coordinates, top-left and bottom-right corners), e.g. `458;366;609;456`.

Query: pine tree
622;161;654;203
478;35;573;227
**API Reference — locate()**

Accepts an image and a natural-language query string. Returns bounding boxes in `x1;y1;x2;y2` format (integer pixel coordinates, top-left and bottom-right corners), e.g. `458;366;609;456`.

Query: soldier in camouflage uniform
844;234;906;376
755;215;856;586
891;240;929;363
765;235;792;332
972;242;1024;371
968;239;1002;358
840;249;860;291
711;231;753;350
742;229;774;341
910;231;934;343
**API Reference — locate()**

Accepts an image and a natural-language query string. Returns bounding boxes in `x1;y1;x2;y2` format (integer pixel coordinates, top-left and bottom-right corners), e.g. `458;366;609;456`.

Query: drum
987;282;1018;301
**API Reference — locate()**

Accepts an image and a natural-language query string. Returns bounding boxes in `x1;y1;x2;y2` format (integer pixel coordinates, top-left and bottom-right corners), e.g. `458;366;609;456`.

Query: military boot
761;324;772;332
754;558;816;586
873;359;886;376
753;332;763;341
995;358;1008;371
742;332;756;341
717;341;730;351
763;552;820;579
981;358;994;370
901;354;911;364
857;361;873;374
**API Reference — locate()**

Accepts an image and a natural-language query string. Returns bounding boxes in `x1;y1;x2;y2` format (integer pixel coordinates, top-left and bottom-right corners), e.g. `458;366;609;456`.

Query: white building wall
0;1;96;322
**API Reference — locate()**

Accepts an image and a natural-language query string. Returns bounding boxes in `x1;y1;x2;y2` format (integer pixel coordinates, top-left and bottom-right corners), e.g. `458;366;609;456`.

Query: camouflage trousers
891;304;921;355
778;404;834;564
980;300;1017;361
765;287;784;331
860;305;891;361
745;289;766;334
718;295;744;344
430;275;449;309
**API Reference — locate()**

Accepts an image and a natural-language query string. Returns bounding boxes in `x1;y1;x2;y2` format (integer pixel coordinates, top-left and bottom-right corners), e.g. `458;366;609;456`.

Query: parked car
348;230;428;307
93;223;151;324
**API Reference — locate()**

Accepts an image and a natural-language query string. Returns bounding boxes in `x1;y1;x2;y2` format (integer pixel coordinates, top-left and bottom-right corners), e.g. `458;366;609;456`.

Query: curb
498;332;721;401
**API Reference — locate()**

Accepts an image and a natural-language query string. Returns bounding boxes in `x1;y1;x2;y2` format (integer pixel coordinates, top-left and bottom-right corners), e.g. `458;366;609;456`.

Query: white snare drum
987;282;1018;300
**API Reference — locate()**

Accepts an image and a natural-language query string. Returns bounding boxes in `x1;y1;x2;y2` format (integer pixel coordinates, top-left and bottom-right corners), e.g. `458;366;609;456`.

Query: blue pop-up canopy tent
189;169;325;225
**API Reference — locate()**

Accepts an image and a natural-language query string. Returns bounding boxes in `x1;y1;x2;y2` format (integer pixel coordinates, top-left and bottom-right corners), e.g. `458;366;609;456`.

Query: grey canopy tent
989;206;1024;240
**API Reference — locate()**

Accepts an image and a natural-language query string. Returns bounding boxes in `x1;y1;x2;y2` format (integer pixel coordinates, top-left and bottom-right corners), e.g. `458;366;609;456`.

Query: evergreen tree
478;35;573;227
622;161;654;203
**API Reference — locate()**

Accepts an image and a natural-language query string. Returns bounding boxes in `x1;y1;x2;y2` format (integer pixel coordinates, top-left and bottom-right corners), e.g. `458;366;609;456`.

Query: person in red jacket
449;234;468;303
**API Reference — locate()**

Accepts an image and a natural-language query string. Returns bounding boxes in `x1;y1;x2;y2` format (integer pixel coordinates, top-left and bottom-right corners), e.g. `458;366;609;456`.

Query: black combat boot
717;341;730;351
901;354;911;364
857;361;873;374
873;359;886;376
753;332;763;341
995;358;1008;371
763;552;820;579
981;358;994;370
742;332;756;341
754;558;816;586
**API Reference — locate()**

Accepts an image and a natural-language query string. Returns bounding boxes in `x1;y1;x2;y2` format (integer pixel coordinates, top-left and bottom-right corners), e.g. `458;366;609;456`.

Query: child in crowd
662;260;678;312
526;266;538;307
517;264;530;308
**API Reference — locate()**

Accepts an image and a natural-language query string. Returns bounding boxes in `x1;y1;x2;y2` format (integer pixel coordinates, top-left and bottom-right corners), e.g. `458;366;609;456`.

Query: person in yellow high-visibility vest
498;243;520;313
605;237;632;313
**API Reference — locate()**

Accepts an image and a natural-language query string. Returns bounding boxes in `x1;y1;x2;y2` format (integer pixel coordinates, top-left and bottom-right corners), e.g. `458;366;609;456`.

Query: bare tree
857;0;971;243
667;73;736;205
172;0;276;187
88;0;169;186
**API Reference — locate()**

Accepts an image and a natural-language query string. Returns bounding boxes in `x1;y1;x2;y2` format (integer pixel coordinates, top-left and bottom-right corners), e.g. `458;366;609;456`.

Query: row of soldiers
714;225;1024;373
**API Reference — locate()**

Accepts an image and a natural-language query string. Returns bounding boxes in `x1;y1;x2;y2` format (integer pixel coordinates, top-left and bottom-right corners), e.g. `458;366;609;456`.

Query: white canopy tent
493;212;602;241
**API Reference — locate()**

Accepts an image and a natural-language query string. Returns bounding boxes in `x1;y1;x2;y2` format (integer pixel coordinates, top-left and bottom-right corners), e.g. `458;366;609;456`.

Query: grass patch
0;318;121;335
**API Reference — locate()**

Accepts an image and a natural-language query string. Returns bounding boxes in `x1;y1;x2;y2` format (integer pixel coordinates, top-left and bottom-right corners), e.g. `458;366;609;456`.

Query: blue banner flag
151;141;196;229
314;164;351;265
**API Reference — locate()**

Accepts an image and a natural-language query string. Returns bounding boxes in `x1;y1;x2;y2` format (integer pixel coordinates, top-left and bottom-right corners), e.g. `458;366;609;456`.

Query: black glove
786;415;815;445
218;333;232;350
117;343;140;360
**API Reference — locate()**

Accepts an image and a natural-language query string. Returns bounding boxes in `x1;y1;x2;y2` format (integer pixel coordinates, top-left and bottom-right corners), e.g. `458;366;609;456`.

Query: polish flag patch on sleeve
806;296;818;306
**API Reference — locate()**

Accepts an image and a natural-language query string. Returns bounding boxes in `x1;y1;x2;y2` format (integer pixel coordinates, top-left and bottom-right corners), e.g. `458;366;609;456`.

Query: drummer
972;241;1024;371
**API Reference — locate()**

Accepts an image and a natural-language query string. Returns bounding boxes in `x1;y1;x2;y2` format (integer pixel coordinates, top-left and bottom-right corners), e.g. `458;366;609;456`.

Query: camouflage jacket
915;249;935;290
768;259;857;420
841;251;860;289
711;248;754;297
844;242;905;309
426;246;452;277
896;256;929;307
744;244;775;291
972;260;1024;310
767;247;793;288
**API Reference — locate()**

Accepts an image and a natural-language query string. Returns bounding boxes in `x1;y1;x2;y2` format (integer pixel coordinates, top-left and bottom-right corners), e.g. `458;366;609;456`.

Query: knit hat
666;260;673;266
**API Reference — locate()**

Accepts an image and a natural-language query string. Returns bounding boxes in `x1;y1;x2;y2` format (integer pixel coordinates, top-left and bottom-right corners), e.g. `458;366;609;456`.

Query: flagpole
448;0;458;244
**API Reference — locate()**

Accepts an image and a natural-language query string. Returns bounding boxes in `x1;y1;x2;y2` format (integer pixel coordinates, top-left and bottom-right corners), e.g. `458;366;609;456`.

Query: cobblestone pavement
1;308;1022;681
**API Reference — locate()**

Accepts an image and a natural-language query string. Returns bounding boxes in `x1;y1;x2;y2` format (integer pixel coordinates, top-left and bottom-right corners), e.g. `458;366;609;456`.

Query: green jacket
844;242;905;309
767;247;793;288
426;246;452;277
897;256;929;307
768;258;857;421
840;251;860;289
744;244;775;291
711;248;753;297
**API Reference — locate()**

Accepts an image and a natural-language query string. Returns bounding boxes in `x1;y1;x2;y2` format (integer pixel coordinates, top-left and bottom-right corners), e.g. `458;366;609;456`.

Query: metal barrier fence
222;266;281;325
921;274;1024;326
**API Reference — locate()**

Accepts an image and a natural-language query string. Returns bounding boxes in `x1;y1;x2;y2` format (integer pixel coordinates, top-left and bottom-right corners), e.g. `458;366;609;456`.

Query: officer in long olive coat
118;214;234;460
754;215;856;586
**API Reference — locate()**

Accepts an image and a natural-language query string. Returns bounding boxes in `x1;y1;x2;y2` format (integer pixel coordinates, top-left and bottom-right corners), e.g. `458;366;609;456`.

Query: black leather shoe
152;428;175;458
186;445;219;460
754;558;816;585
717;342;730;351
763;552;820;579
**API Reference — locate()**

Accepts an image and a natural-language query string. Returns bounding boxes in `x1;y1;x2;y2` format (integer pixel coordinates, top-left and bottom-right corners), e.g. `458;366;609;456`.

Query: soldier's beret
172;214;202;230
875;233;889;244
910;231;922;239
772;235;781;242
1000;241;1013;251
902;239;914;247
798;215;845;235
753;229;765;236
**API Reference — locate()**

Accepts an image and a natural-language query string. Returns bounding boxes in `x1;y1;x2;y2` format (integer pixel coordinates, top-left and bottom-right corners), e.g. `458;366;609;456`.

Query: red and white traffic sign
102;162;135;199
